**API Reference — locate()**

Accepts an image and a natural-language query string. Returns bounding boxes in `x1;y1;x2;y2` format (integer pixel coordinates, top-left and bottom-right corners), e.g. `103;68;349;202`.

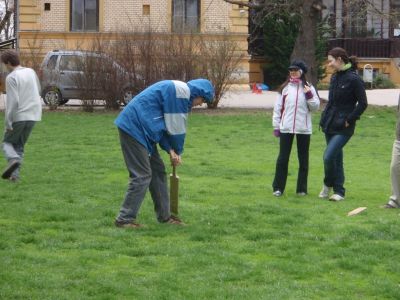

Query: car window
86;56;102;66
47;55;58;70
59;55;83;71
86;56;111;72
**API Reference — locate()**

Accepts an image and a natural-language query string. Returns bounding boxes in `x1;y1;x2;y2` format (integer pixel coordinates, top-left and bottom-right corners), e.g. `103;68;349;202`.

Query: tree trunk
0;7;14;37
290;0;321;85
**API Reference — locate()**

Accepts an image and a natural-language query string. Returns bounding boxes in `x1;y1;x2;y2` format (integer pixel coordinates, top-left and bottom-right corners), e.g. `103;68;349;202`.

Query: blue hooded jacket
115;79;214;155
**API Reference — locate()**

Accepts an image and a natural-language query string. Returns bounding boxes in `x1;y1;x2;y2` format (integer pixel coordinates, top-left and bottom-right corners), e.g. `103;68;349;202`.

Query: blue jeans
323;134;351;196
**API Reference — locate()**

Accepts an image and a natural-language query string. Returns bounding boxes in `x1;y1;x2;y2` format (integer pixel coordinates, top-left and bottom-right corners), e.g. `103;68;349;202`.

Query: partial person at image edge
114;79;214;228
383;93;400;208
319;47;368;202
1;49;42;182
272;59;320;197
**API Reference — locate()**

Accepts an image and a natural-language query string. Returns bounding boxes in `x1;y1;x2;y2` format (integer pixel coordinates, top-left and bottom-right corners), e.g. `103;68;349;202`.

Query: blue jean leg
323;134;351;196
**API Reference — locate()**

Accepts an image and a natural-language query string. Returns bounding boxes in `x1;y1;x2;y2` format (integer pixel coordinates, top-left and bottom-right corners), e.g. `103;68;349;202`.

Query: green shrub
262;13;300;89
316;82;330;90
262;13;329;89
372;74;396;89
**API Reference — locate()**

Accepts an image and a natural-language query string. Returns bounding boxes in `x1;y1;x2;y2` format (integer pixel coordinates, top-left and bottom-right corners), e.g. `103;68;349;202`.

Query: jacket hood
187;79;215;105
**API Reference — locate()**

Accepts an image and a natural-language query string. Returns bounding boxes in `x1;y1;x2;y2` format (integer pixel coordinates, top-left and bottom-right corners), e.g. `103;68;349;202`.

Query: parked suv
39;50;142;105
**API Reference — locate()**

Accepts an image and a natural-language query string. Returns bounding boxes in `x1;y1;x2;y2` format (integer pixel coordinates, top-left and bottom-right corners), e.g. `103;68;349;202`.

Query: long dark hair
328;47;358;71
278;72;309;94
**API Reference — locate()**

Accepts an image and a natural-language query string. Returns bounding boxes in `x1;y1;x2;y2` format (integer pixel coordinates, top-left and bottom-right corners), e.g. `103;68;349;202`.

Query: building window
343;0;368;37
143;5;150;16
47;55;58;70
71;0;99;32
172;0;199;32
391;0;400;37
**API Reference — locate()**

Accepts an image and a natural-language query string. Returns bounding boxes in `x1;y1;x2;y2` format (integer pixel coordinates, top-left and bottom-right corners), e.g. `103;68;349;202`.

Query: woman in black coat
319;47;368;201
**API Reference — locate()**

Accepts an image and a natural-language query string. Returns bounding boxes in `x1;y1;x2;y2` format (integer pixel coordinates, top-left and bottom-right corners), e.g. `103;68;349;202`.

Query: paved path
217;88;400;109
0;88;399;110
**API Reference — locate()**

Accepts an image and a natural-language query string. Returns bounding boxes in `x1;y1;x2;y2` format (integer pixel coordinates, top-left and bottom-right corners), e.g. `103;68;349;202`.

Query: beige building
17;0;250;83
321;0;400;85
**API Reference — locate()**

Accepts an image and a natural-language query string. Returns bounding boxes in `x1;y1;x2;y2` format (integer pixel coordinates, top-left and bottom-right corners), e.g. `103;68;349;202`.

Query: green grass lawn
0;107;399;299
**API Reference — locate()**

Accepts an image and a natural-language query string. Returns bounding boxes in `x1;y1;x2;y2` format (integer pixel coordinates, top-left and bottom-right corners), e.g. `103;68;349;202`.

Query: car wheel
121;88;136;105
42;87;65;106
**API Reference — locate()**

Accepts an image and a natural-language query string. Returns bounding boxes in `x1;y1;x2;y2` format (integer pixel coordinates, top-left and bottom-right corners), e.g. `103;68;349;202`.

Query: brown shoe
114;220;142;228
164;215;185;225
2;160;20;179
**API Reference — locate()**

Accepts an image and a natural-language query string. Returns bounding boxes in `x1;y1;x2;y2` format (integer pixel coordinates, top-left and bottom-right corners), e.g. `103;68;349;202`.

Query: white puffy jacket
272;82;320;134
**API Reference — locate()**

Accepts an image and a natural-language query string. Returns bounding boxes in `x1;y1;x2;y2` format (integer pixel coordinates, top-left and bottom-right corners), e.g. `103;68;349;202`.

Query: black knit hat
288;60;308;74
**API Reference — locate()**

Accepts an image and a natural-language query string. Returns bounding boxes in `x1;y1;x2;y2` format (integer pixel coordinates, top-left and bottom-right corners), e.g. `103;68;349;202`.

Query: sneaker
381;199;400;209
164;215;185;225
297;192;307;196
329;194;345;201
2;160;20;179
273;190;282;197
318;185;332;198
114;220;142;228
382;203;397;209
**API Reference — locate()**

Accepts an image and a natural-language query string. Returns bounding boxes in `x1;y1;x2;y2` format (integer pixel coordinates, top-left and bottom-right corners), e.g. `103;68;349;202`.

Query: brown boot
164;215;185;225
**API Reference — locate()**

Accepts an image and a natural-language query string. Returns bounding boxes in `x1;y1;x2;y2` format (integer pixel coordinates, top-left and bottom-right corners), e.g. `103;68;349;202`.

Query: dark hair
328;47;358;70
288;60;308;74
1;49;20;66
278;72;308;94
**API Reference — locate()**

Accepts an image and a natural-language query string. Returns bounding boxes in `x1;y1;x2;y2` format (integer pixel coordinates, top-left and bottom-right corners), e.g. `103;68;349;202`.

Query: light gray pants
388;140;400;207
116;129;170;223
2;121;35;179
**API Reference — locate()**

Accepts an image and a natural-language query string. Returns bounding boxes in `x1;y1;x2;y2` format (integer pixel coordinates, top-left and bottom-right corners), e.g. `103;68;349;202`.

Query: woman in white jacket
272;60;320;197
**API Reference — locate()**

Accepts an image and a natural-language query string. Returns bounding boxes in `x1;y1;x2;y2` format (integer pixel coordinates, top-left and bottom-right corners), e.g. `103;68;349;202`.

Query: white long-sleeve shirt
5;66;42;129
272;82;320;134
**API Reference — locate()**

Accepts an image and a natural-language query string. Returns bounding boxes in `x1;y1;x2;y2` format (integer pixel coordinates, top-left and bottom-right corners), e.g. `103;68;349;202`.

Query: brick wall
202;0;231;33
38;0;67;31
32;0;245;34
103;1;170;32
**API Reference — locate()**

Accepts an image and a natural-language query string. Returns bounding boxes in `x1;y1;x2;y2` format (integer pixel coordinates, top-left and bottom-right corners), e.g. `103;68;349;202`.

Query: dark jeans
273;133;310;193
323;134;352;196
116;129;170;223
2;121;36;179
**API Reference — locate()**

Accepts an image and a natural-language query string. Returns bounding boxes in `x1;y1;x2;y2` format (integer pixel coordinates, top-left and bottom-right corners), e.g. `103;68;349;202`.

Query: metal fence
0;38;16;50
327;38;400;58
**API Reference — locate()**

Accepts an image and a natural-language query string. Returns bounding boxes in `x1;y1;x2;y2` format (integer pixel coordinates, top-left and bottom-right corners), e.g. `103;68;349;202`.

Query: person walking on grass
272;60;320;197
1;49;42;182
114;79;214;228
319;47;368;201
382;93;400;209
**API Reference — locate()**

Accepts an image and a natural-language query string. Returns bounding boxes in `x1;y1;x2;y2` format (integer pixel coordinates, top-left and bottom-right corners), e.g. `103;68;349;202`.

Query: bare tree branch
222;0;297;11
0;7;13;33
0;0;14;40
222;0;262;9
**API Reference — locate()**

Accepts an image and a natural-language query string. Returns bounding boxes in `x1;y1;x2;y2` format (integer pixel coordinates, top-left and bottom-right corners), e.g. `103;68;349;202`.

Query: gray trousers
116;129;170;223
388;140;400;207
2;121;35;178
